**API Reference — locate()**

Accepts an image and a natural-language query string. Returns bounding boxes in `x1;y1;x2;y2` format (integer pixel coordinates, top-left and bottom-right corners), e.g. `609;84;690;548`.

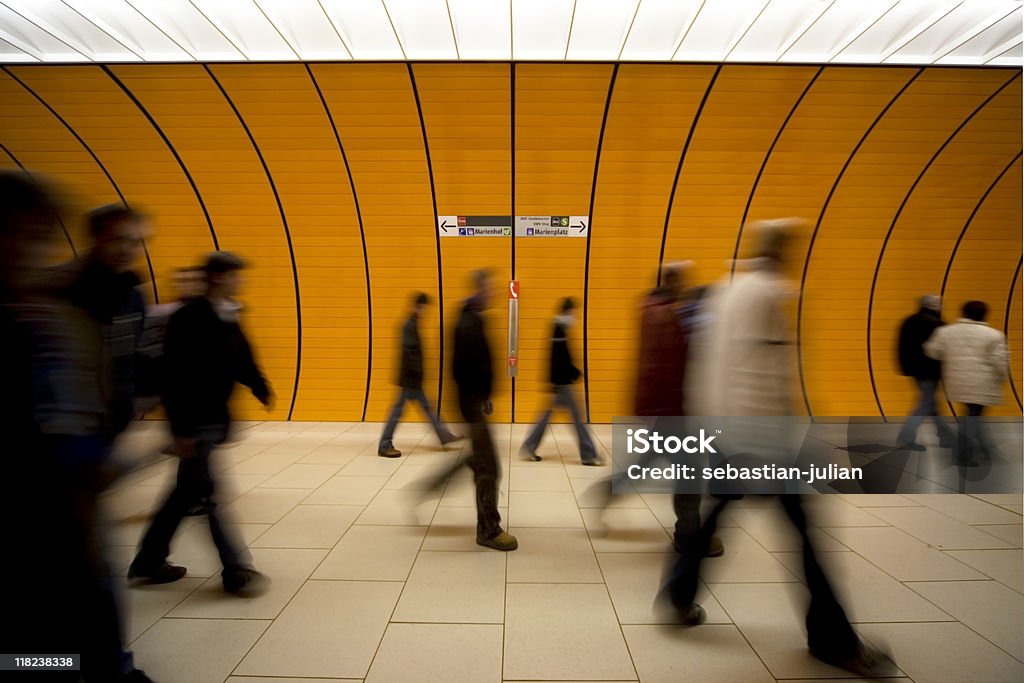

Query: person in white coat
924;300;1009;465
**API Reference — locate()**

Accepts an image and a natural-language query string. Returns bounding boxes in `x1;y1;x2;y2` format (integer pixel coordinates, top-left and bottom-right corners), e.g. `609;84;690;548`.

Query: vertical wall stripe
797;68;923;418
306;65;374;422
730;66;823;279
868;73;1021;418
204;65;303;420
510;62;516;422
582;63;619;424
0;140;76;256
407;63;445;415
102;66;219;251
657;65;722;286
3;65;160;303
1005;258;1022;409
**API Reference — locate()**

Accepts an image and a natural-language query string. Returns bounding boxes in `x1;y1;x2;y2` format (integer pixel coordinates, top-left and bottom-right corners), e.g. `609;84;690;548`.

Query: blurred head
471;268;493;308
88;204;147;273
0;170;63;293
173;266;206;301
962;300;988;322
204;251;245;299
919;294;941;313
660;264;684;299
559;297;576;324
750;217;804;263
413;291;430;315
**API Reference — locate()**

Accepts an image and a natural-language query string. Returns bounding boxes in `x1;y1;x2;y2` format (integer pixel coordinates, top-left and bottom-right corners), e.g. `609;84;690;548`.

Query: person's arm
991;333;1010;381
162;307;201;438
923;327;944;360
235;324;272;407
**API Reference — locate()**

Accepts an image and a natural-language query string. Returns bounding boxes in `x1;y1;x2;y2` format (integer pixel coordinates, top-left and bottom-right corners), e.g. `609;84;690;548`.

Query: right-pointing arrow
572;220;587;233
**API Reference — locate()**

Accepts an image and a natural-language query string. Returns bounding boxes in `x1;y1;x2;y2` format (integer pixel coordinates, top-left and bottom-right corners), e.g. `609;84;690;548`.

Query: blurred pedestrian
378;292;461;458
663;218;894;676
924;300;1009;466
896;294;955;450
519;297;599;464
129;251;273;595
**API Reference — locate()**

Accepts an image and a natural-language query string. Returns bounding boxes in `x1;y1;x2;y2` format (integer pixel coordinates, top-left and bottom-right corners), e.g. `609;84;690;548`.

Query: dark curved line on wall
730;66;823;280
939;152;1022;415
2;66;160;303
797;68;923;420
204;65;303;421
306;64;374;423
0;140;76;256
510;62;516;423
408;63;445;416
1004;259;1022;410
868;73;1020;420
582;63;619;424
102;66;220;252
657;65;721;286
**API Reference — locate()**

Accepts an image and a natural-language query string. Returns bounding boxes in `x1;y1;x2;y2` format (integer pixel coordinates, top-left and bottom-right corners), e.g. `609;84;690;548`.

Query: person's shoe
519;447;541;462
440;432;464;446
956;459;980;468
128;561;187;585
811;641;896;677
223;568;270;597
678;603;706;626
582;457;605;466
185;497;212;516
477;531;519;551
705;536;725;557
378;446;402;458
121;669;155;683
897;441;926;451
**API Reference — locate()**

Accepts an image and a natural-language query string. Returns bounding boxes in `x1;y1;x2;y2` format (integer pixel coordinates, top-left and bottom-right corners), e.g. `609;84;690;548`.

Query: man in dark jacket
378;292;460;457
896;294;955;449
129;251;272;595
67;204;147;438
519;297;600;464
425;270;517;551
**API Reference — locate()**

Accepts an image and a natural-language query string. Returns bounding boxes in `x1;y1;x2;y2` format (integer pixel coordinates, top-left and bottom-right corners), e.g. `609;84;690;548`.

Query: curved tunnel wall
0;62;1019;422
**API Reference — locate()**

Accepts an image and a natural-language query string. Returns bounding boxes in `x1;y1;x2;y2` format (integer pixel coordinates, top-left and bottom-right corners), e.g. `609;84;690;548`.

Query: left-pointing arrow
440;220;451;233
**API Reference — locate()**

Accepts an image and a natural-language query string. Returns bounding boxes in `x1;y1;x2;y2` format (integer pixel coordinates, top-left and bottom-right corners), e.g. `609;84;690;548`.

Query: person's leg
520;395;553;458
379;388;409;452
411;388;455;443
462;399;503;542
966;403;996;456
663;495;730;618
559;385;598;463
956;404;977;464
778;495;860;662
897;379;928;445
132;454;201;571
919;380;954;443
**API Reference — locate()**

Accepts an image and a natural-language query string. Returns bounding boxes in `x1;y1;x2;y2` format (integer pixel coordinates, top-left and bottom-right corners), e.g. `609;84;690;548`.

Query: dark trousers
665;495;859;661
897;378;954;444
380;386;450;450
956;403;995;462
427;396;502;540
134;427;248;577
521;384;598;463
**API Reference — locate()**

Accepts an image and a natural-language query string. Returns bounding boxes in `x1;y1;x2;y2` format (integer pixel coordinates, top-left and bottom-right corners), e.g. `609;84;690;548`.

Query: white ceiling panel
255;0;351;60
448;0;511;60
619;0;703;61
513;0;575;60
384;0;457;59
319;0;404;59
566;0;639;61
0;0;1017;65
3;0;140;60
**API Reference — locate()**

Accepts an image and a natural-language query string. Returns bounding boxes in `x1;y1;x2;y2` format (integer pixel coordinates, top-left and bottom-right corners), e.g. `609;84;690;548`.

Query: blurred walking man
896;295;955;450
378;292;461;458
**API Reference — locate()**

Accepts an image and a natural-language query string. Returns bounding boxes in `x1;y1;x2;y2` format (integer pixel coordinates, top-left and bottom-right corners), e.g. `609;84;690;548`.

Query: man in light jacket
924;300;1009;466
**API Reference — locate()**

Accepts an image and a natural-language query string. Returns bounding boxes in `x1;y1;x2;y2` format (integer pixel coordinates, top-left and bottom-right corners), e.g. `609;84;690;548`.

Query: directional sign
438;215;511;237
514;215;589;237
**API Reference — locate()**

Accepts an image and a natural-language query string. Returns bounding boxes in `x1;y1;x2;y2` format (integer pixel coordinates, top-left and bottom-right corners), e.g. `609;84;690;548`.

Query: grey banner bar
0;655;81;671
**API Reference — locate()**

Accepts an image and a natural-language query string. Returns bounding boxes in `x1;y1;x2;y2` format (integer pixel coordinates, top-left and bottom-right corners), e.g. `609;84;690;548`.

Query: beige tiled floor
103;421;1023;683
